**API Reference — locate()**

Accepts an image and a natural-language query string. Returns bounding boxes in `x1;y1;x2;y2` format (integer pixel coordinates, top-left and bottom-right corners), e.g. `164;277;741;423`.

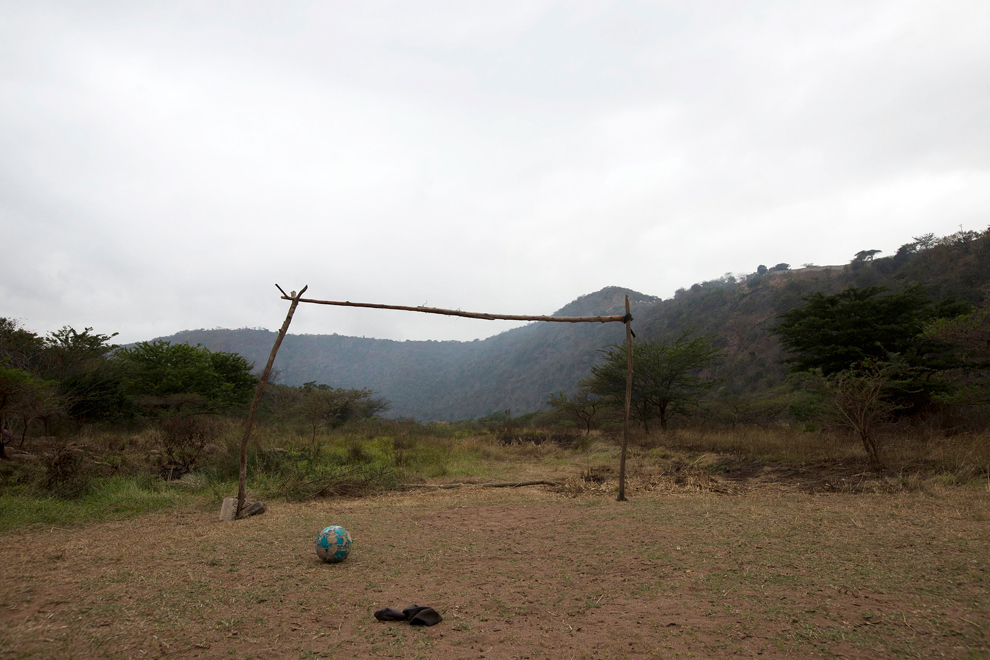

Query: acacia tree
817;360;903;467
0;318;47;373
546;389;600;435
854;249;882;262
773;284;969;412
46;326;127;422
266;383;304;420
585;333;723;432
1;320;119;427
299;382;390;442
46;326;118;374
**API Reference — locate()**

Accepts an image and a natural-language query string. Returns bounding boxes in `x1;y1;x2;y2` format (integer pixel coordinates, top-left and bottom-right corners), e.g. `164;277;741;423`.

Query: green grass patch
0;475;201;533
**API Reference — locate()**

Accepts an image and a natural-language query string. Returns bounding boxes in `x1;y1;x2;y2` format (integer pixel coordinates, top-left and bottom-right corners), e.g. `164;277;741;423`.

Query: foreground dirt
1;487;988;659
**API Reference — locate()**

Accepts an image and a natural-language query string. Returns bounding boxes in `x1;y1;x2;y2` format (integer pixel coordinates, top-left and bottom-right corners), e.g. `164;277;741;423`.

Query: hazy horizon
4;2;988;343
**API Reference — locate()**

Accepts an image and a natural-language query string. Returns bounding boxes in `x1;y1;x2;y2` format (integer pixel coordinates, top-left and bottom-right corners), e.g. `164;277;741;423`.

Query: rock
7;451;39;463
240;501;267;518
160;464;189;480
219;497;267;521
219;497;238;522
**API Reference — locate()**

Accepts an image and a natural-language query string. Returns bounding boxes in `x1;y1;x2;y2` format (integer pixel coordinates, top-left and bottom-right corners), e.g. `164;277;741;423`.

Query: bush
157;414;222;478
42;444;91;498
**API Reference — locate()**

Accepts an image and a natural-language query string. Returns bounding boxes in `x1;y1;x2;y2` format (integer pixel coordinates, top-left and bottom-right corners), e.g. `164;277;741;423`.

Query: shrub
42;443;91;498
157;414;222;478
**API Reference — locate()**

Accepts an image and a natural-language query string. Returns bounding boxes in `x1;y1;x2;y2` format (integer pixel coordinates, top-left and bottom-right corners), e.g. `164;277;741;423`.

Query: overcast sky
2;1;988;344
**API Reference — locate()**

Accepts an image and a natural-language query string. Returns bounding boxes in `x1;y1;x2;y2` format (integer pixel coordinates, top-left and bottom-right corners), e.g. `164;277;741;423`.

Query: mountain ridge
154;232;990;419
160;285;651;419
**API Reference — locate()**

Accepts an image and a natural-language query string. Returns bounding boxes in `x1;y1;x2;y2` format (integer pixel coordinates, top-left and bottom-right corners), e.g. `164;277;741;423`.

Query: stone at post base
219;497;267;521
219;497;237;521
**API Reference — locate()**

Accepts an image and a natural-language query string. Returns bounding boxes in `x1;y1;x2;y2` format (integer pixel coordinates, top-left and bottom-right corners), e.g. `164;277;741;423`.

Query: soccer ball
316;525;352;563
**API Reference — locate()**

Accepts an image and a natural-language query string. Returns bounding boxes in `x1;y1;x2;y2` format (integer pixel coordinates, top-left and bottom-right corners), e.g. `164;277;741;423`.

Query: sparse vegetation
1;227;989;515
3;227;990;657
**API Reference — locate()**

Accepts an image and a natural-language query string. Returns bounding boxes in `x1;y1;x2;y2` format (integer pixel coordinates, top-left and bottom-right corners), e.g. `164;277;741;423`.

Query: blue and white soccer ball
316;525;352;563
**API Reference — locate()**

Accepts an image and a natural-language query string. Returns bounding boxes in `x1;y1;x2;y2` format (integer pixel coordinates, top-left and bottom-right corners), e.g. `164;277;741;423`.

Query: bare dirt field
1;481;989;659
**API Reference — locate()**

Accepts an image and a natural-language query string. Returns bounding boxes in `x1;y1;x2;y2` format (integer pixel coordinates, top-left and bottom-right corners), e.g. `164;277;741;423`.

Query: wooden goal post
235;285;635;517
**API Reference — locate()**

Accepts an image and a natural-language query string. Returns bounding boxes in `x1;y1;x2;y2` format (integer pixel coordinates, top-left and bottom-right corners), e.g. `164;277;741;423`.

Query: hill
162;287;657;419
157;229;990;420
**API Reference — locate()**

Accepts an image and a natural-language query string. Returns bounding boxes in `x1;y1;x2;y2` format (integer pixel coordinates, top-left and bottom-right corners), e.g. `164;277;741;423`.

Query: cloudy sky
2;1;988;344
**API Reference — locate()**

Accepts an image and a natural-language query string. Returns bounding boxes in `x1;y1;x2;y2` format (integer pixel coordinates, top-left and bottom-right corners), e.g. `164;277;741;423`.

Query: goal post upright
236;284;307;519
617;295;633;502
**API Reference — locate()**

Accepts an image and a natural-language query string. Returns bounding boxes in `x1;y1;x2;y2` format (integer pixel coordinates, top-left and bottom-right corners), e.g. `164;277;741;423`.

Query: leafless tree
820;360;900;467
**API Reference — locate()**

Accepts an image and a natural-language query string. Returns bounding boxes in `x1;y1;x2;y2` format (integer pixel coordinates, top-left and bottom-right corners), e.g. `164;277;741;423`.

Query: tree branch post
236;284;308;518
617;295;633;502
281;295;627;324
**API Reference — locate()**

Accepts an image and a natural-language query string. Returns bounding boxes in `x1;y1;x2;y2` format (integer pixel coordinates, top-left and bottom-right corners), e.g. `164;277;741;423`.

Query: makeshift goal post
235;284;635;517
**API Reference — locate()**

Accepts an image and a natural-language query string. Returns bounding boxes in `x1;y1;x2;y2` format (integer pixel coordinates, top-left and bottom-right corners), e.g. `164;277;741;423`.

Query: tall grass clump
645;426;863;463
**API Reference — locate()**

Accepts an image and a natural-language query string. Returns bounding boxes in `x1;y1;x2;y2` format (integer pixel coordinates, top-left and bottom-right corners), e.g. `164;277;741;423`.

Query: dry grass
5;422;989;536
646;426;864;462
1;486;988;659
643;426;990;477
3;423;990;657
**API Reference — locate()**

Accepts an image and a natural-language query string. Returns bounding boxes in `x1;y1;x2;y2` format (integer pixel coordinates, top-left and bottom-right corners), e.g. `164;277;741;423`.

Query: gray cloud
2;1;988;343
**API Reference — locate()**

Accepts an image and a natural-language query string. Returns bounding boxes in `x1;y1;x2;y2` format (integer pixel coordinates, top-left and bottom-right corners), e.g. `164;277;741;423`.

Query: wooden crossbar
281;295;630;324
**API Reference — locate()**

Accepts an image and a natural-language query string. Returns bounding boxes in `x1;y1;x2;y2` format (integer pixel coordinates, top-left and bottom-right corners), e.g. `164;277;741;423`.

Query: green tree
45;326;128;422
114;340;257;412
1;320;127;424
924;308;990;367
772;285;962;376
299;382;390;439
922;308;990;404
45;326;118;374
0;318;47;373
584;334;723;432
0;367;59;458
773;285;974;418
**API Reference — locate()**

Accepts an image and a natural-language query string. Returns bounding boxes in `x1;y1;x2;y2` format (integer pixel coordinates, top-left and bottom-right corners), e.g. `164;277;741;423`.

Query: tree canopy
0;367;61;457
46;326;127;421
0;320;125;424
263;381;390;439
114;340;257;412
584;333;723;432
772;285;967;376
922;308;990;405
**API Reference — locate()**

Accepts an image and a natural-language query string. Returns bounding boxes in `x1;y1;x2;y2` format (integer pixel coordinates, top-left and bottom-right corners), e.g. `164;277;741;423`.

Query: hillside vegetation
160;228;990;420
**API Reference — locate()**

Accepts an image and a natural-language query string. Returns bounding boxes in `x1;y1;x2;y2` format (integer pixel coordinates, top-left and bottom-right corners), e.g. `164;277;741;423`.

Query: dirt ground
1;482;989;659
